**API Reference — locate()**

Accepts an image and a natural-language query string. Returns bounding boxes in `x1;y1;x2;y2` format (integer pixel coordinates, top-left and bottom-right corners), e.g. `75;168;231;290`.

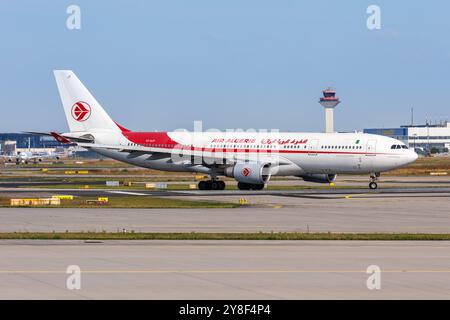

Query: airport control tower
319;87;340;133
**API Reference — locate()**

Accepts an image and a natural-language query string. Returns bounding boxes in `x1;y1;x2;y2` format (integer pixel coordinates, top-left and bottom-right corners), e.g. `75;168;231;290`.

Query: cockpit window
391;144;408;149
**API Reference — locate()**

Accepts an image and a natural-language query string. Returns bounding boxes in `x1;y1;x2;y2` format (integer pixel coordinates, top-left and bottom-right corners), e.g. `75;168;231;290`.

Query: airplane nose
407;150;418;163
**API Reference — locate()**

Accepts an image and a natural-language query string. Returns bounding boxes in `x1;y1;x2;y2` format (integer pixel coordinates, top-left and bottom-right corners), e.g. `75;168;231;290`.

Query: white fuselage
75;130;418;176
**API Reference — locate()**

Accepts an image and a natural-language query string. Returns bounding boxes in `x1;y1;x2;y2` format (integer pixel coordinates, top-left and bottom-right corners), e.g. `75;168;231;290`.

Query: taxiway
0;240;449;299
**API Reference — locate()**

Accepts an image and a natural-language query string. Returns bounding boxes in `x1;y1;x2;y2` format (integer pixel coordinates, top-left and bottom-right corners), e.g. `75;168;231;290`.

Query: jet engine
224;162;272;184
299;173;337;183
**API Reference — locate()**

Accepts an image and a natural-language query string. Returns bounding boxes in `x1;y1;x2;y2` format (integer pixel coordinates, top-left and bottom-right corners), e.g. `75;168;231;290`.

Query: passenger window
391;145;396;149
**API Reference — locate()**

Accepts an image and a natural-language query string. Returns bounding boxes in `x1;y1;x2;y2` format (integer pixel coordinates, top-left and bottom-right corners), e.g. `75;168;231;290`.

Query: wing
35;131;294;168
77;142;293;166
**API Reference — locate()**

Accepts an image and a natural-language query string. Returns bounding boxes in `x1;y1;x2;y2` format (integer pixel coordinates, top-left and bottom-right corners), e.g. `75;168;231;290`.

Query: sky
0;1;449;133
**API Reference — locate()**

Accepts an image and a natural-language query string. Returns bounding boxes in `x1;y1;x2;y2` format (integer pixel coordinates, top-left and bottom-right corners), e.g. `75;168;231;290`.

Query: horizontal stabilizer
23;131;93;144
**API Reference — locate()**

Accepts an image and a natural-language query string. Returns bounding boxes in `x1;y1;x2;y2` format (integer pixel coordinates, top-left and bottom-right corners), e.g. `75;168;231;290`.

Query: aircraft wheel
198;181;207;190
237;182;250;190
211;181;219;190
253;184;265;190
199;180;226;190
238;182;264;190
369;182;378;190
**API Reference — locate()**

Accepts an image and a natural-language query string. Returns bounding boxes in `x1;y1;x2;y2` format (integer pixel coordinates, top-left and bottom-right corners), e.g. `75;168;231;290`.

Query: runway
0;240;449;299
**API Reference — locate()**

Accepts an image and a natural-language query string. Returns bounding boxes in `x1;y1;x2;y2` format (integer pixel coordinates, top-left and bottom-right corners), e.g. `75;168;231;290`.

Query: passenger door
362;139;377;171
366;140;377;155
307;139;319;156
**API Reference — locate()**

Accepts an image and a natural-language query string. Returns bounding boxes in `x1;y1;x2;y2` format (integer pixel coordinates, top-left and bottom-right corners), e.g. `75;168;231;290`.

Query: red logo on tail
71;101;91;122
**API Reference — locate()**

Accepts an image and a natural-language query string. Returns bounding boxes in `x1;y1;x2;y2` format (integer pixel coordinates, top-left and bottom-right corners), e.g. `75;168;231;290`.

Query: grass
0;196;239;209
389;156;450;175
27;183;196;190
0;232;449;240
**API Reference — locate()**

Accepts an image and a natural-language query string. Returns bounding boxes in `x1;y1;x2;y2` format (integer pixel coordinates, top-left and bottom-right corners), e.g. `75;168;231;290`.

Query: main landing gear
369;173;380;190
197;180;265;191
237;182;265;190
198;180;226;190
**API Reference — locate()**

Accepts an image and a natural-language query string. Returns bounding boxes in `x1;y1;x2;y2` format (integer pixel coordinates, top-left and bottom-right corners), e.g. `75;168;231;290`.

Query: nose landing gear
369;173;380;190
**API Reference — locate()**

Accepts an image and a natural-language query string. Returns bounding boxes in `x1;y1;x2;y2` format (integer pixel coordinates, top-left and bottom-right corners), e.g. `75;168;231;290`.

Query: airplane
2;150;63;165
0;135;66;165
31;70;418;190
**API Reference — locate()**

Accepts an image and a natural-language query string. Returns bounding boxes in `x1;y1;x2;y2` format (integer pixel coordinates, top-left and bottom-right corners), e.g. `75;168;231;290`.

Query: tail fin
53;70;120;133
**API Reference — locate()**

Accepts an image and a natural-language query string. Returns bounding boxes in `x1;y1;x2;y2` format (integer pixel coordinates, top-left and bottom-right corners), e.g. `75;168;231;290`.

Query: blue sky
0;1;449;132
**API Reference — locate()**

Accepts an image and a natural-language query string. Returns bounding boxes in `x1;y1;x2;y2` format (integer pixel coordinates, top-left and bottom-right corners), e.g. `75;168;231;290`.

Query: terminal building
0;133;65;156
0;133;102;158
364;122;450;152
0;133;63;150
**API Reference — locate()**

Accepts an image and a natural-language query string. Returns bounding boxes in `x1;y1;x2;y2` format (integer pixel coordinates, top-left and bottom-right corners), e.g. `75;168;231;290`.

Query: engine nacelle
299;173;337;183
224;162;272;184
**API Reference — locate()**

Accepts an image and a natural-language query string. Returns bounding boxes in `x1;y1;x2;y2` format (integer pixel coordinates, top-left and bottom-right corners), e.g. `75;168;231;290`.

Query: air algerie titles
211;138;308;145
